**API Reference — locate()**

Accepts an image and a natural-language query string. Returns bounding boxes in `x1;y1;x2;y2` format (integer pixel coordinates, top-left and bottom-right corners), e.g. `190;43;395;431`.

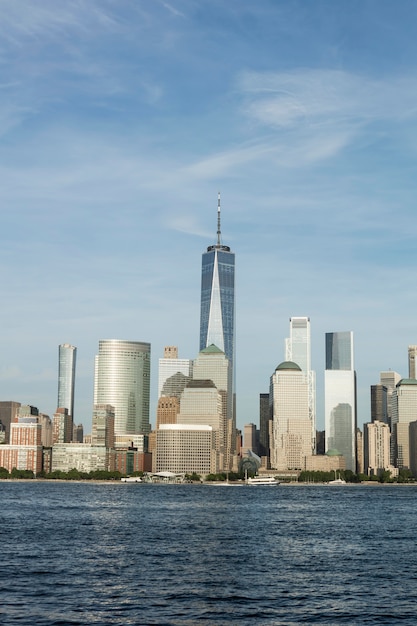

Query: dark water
1;482;416;625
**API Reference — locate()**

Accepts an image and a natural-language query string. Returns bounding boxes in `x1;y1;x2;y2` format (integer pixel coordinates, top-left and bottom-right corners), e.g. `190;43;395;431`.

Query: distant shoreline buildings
0;196;416;480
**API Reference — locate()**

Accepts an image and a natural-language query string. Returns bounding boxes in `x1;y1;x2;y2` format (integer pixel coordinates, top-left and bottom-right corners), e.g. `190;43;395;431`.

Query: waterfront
1;482;416;625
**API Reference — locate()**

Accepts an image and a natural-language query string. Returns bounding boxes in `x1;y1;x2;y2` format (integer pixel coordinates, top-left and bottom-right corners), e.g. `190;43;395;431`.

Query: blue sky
1;0;417;433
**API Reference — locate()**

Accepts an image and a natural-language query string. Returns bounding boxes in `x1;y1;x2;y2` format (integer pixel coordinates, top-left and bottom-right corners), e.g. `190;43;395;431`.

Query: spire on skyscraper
217;191;221;247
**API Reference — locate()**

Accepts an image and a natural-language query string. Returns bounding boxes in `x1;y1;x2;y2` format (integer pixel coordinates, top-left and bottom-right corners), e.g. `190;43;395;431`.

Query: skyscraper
285;317;316;449
199;193;235;429
57;343;77;421
408;345;417;379
158;346;192;399
270;361;312;470
94;340;151;437
325;331;357;471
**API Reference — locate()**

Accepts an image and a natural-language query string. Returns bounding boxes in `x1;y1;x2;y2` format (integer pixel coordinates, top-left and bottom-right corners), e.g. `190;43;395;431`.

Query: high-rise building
408;346;417;379
259;393;270;459
94;340;151;437
158;346;192;399
57;344;77;422
379;371;401;428
156;397;180;429
391;378;417;469
0;401;21;444
285;317;316;449
199;194;235;445
193;344;232;468
270;361;312;471
91;404;115;449
177;379;223;468
155;424;216;476
325;331;357;471
363;421;391;476
370;384;388;424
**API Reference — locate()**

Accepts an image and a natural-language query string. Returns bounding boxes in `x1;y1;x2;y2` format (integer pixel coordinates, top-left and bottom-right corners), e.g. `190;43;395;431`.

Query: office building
154;424;216;475
156;397;179;430
380;370;401;428
259;393;270;459
176;379;223;465
193;344;232;467
408;346;417;379
241;423;257;456
370;384;388;424
270;361;312;470
91;404;115;448
52;408;72;444
158;346;192;399
363;421;391;476
285;316;316;449
94;340;151;436
199;193;235;449
57;344;77;422
325;331;357;471
391;378;417;469
0;406;43;474
0;401;21;444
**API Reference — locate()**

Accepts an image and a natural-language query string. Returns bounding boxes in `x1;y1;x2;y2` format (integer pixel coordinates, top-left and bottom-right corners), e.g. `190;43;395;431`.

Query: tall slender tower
57;343;77;422
94;340;151;437
285;317;316;451
325;331;357;471
199;193;235;447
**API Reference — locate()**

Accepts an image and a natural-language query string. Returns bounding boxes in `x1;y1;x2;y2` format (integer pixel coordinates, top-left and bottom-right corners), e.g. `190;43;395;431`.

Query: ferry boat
247;476;279;486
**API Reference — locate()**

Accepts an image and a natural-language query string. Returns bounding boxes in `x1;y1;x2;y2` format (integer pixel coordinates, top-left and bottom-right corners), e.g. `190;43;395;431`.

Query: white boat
247;476;279;486
121;476;142;483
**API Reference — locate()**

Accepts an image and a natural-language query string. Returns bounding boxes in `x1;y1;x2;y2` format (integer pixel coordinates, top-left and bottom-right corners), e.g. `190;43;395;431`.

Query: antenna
217;191;221;246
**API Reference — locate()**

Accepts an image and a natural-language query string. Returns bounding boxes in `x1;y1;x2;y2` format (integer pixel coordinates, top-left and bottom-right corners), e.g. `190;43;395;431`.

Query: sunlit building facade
270;361;312;471
94;340;151;437
199;194;235;455
391;378;417;469
325;331;357;471
154;424;216;475
285;317;316;450
363;420;391;476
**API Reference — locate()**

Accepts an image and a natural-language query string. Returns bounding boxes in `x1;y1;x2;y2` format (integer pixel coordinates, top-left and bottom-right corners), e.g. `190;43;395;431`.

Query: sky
1;0;417;433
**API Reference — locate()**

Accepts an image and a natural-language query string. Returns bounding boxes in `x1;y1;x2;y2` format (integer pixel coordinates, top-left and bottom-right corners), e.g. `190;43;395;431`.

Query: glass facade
58;344;77;419
94;340;151;436
325;332;356;471
200;247;235;385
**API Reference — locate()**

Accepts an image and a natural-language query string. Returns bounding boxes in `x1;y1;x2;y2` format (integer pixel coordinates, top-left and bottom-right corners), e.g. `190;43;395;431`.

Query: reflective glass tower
199;194;235;388
199;194;235;453
57;343;77;420
325;331;357;471
94;340;151;436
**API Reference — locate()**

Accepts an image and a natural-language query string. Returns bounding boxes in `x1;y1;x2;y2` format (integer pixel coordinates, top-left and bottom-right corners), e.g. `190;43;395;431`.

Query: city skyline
1;2;417;431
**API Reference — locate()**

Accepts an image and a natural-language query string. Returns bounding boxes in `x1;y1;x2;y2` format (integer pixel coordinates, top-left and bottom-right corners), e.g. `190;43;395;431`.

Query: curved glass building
94;340;151;436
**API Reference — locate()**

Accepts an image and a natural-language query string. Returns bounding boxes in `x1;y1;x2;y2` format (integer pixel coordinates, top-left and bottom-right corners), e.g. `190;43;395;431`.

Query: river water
1;481;416;625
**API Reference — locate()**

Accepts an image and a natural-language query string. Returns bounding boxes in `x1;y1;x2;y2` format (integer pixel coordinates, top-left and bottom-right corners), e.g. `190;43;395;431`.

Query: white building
154;424;216;475
52;443;109;473
285;317;316;447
